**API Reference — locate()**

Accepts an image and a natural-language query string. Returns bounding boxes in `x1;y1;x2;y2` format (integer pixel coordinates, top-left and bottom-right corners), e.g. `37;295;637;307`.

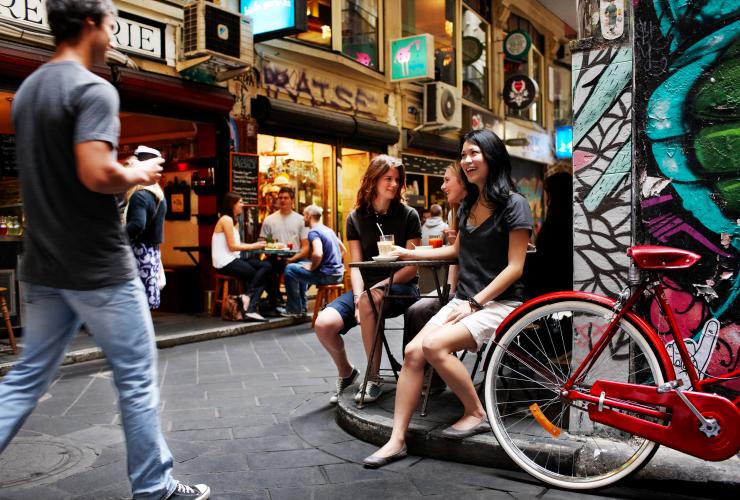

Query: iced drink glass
429;235;443;248
377;234;395;256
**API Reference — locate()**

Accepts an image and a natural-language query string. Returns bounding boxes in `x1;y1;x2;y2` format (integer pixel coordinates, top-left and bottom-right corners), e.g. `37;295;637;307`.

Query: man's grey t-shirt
13;61;137;290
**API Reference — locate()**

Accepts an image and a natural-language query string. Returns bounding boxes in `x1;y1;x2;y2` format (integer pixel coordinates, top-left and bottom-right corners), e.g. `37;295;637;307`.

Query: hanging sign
503;75;538;110
390;34;434;82
240;0;307;42
504;30;531;61
555;125;573;159
600;0;625;40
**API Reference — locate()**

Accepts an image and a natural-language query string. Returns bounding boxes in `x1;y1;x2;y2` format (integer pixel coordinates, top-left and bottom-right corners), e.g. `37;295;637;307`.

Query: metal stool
312;283;344;327
214;274;240;319
0;287;17;354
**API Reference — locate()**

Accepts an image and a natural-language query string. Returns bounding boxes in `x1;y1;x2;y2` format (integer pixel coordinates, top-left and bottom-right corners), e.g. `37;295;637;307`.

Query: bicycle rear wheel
484;299;666;490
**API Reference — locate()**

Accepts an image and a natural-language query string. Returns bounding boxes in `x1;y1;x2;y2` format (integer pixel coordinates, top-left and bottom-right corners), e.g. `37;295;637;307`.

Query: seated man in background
259;186;309;313
282;205;345;317
420;204;448;245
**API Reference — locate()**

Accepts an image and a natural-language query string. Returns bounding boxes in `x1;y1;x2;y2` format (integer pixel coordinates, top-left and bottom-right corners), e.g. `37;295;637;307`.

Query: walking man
0;1;209;498
282;205;345;316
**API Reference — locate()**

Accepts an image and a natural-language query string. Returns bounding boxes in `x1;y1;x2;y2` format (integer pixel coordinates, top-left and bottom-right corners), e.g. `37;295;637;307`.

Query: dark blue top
126;190;166;245
308;223;344;275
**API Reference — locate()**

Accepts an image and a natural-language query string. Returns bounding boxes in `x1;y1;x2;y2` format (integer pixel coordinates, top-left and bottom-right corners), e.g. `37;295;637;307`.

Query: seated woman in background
212;192;270;321
363;129;533;468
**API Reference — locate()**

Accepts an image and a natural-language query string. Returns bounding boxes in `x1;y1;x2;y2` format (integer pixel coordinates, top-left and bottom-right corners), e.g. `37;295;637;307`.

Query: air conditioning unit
181;0;253;69
423;81;462;130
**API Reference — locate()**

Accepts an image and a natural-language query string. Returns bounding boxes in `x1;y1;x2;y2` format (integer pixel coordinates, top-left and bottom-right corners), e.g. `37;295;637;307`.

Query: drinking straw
376;223;384;237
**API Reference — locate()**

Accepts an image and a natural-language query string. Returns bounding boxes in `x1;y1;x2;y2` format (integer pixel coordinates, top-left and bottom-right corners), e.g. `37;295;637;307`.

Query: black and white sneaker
329;367;359;404
166;482;210;500
354;379;383;403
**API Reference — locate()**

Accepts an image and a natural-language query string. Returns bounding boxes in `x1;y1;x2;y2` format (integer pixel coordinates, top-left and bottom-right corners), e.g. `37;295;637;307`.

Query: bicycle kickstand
657;380;720;438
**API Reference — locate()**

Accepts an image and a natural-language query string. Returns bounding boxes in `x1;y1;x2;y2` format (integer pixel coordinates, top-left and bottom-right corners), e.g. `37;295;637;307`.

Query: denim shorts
328;284;420;335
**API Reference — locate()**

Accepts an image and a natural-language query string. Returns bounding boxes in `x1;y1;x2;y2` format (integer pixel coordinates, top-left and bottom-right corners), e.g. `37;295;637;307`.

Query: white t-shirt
259;211;308;248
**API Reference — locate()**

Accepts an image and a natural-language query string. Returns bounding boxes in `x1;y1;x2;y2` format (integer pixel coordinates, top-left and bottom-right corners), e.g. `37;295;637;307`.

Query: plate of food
372;255;399;262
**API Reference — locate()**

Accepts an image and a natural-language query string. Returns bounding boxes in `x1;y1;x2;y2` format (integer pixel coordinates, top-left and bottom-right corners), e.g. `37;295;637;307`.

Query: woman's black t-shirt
456;193;533;302
346;200;421;287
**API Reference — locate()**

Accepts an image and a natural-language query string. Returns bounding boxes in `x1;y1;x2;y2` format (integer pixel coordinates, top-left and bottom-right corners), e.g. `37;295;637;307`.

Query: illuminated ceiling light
445;20;454;37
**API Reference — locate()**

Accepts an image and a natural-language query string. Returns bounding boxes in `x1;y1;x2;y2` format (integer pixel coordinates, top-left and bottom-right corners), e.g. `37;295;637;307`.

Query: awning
403;129;460;157
0;40;234;117
251;95;400;146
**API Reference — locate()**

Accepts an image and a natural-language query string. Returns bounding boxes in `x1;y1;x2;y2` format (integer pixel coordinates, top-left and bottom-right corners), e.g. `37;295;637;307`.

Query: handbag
223;294;250;321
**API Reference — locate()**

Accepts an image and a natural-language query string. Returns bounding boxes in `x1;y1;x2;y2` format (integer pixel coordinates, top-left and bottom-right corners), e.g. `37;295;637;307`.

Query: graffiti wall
634;1;740;393
571;46;633;296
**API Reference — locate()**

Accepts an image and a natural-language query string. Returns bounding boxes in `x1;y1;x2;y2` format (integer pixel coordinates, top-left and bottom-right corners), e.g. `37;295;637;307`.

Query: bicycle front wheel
484;299;666;490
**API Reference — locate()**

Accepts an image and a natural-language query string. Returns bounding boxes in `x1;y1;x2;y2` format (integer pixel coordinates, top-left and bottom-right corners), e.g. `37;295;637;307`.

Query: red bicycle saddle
627;245;701;270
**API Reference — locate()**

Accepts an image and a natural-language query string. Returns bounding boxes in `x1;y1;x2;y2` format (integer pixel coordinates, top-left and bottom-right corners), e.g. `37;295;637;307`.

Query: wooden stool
312;283;344;327
0;287;17;355
214;274;240;319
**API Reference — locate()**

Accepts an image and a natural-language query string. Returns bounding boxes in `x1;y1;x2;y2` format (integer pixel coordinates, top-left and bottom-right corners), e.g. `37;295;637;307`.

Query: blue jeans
283;262;343;313
0;280;176;499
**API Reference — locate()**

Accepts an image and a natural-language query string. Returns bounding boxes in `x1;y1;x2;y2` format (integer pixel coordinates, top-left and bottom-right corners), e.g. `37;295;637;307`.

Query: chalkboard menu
0;134;18;177
402;153;454;177
230;153;259;206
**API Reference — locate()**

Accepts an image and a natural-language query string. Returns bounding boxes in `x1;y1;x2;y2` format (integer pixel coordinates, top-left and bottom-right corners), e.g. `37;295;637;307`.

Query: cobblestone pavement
0;322;727;499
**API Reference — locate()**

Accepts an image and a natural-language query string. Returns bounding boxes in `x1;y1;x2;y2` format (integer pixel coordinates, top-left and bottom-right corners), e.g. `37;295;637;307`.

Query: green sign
504;30;531;61
390;34;434;82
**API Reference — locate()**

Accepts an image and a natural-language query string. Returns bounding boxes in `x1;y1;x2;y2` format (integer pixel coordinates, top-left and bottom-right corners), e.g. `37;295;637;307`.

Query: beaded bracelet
468;297;484;311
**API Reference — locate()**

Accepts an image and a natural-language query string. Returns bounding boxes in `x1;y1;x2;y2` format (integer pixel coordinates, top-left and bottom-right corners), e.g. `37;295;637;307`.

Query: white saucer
372;255;399;262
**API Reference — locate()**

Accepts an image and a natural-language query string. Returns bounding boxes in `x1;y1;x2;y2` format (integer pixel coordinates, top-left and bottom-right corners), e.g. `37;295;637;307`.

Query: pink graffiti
645;213;732;257
650;277;708;337
572;150;596;171
707;323;740;393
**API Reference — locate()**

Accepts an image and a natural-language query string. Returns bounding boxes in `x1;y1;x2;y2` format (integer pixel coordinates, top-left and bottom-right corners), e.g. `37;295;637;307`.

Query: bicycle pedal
657;379;683;393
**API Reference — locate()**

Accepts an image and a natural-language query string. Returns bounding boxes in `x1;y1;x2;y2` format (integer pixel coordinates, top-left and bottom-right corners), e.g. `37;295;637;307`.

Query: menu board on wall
402;153;454;177
0;134;18;177
230;153;259;206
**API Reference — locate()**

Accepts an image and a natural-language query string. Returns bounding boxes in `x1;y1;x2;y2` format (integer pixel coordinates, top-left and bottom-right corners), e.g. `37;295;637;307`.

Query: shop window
342;0;380;69
402;0;456;86
257;135;335;230
551;63;572;126
338;148;371;241
462;6;489;107
504;15;545;125
291;0;333;48
286;0;383;71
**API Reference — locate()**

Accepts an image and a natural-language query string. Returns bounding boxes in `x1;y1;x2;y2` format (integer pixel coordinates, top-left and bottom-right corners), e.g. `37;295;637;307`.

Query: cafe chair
214;274;240;319
0;287;17;354
312;283;344;327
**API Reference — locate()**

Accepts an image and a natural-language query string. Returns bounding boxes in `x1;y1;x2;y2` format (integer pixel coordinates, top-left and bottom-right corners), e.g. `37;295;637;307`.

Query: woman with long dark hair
314;155;422;405
362;130;533;468
212;192;270;321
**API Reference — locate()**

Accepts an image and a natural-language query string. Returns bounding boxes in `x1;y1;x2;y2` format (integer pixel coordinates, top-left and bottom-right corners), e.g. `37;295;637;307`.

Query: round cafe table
349;258;457;408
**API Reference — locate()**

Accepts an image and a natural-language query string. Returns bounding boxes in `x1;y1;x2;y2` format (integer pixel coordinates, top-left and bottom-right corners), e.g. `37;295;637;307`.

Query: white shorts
428;297;521;351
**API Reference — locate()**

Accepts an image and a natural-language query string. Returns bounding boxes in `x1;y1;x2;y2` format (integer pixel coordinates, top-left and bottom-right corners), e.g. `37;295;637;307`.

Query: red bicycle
483;245;740;490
